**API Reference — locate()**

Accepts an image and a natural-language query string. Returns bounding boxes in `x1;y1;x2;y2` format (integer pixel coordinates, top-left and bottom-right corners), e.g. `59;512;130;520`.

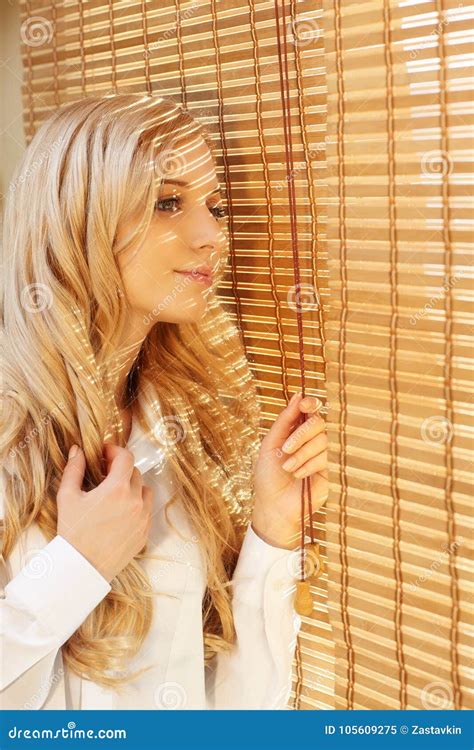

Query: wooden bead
294;580;313;616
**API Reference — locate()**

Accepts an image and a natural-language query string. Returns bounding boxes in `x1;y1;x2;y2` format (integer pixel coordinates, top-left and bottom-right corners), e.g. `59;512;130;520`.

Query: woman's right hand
56;443;153;582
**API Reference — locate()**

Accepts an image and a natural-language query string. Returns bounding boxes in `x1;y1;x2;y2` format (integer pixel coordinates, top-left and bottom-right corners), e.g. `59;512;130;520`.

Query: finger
298;395;324;414
103;445;136;488
281;432;327;473
130;466;143;494
142;485;153;520
102;442;121;475
58;445;86;495
293;450;327;479
281;413;325;455
260;392;304;450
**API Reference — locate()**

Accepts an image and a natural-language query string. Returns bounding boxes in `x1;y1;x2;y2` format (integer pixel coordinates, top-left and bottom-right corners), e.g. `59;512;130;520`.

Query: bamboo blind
16;0;333;710
15;0;473;711
321;0;473;709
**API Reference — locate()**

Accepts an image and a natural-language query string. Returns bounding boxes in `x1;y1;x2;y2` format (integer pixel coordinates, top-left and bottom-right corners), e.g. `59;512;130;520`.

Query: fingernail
282;457;297;471
281;438;293;453
68;444;79;459
302;396;323;409
289;391;302;405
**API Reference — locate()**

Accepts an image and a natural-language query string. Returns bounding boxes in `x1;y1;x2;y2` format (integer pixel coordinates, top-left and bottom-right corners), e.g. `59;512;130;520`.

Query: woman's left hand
251;393;328;549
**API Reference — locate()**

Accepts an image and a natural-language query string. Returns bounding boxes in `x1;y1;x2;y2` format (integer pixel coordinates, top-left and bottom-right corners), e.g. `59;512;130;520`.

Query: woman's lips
175;269;212;286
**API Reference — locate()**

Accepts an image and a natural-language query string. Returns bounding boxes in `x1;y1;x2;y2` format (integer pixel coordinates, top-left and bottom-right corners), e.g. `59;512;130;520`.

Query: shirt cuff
5;535;111;645
231;523;297;607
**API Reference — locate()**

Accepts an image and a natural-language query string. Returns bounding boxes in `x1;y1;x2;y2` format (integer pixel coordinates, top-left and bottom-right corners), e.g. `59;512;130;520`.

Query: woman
0;94;328;709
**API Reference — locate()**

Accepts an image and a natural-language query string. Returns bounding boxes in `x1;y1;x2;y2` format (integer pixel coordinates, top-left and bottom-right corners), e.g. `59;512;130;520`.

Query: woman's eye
210;205;228;220
154;197;180;213
153;197;228;219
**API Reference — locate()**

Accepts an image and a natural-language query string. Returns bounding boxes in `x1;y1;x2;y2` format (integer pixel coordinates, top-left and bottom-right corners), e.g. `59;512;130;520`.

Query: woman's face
116;134;227;332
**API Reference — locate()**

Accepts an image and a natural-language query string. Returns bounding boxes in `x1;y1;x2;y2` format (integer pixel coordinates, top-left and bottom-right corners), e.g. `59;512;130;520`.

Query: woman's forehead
153;138;218;191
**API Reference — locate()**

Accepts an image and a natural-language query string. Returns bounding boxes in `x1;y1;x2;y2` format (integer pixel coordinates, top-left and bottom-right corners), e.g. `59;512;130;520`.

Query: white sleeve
205;523;301;709
0;534;111;709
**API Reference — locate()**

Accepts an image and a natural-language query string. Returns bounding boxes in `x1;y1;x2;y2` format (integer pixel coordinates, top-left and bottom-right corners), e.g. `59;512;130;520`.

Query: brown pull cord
274;0;322;617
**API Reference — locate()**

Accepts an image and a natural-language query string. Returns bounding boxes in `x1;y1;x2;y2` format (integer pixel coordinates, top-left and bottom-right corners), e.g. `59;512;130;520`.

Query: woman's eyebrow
160;178;187;187
160;178;222;195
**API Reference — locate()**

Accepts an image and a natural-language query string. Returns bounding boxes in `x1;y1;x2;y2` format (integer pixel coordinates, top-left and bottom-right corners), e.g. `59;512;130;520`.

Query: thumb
59;444;86;494
102;442;121;476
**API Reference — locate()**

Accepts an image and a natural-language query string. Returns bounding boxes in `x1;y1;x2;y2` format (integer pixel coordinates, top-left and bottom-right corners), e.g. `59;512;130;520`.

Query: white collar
126;411;167;476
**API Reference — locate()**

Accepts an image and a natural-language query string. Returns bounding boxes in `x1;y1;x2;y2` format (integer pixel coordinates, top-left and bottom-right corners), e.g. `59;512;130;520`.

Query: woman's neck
105;321;151;443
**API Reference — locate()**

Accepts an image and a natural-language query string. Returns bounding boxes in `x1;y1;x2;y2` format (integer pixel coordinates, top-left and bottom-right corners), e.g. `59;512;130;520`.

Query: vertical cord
274;0;315;581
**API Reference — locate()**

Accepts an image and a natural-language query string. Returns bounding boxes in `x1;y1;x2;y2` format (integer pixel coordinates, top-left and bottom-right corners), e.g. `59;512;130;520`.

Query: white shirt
0;411;302;710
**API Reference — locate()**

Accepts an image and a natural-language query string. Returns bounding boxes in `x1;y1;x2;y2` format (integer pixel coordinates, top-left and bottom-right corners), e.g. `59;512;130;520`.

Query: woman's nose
186;203;225;251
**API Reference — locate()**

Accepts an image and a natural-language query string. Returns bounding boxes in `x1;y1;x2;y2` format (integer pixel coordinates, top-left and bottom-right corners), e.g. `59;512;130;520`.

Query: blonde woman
0;94;328;710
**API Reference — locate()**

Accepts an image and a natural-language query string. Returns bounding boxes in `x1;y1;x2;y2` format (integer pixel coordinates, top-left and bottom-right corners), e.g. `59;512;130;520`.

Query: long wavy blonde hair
1;94;262;689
